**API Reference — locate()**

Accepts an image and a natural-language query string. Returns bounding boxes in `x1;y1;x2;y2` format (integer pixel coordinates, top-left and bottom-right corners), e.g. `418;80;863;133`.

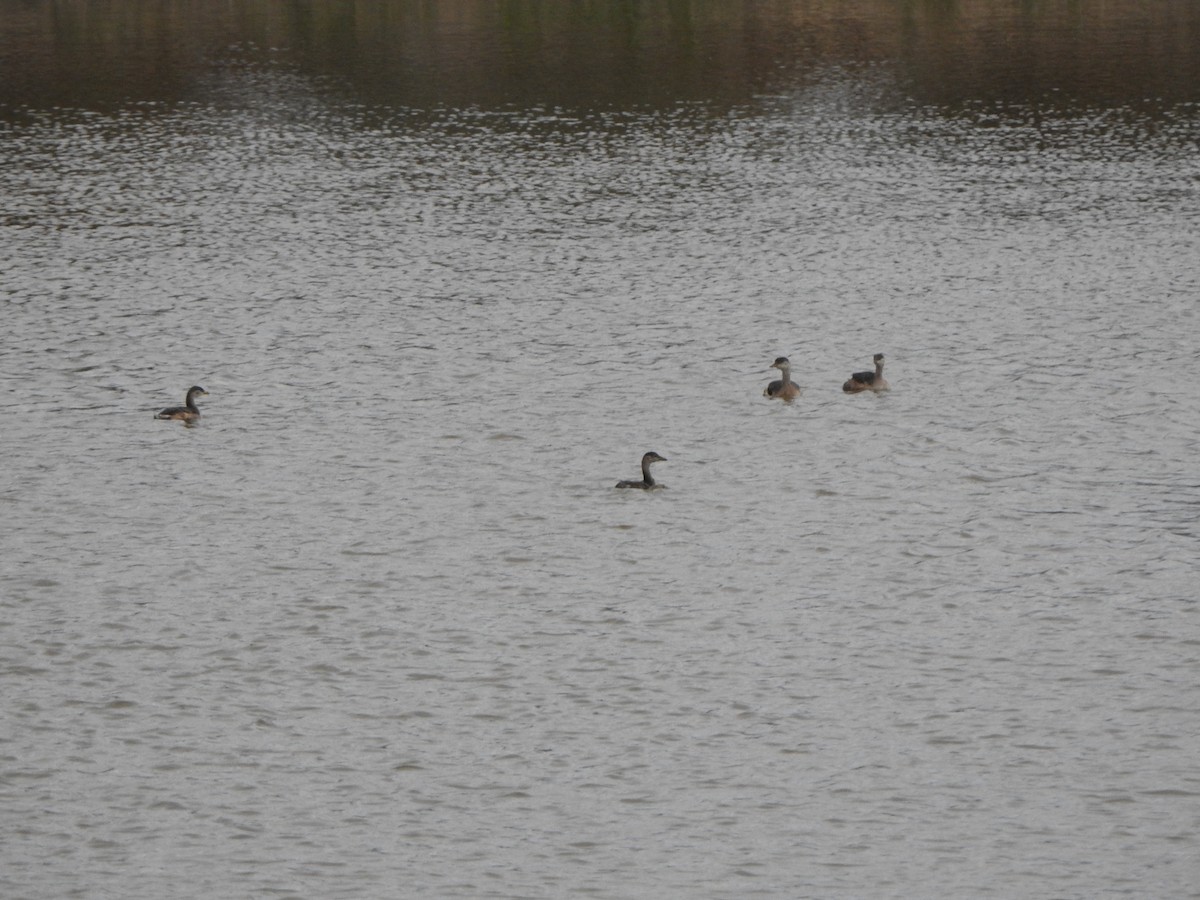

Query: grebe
843;354;888;393
155;386;208;423
615;451;667;490
763;357;801;401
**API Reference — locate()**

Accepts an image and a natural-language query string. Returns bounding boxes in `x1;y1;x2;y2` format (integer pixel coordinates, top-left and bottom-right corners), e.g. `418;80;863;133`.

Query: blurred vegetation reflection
1;0;1198;115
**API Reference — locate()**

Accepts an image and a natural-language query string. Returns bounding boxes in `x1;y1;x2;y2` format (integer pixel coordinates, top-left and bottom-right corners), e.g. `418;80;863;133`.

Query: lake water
2;2;1199;898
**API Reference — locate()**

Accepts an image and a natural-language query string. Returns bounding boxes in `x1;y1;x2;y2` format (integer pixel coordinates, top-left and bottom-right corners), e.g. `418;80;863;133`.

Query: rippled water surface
2;4;1199;898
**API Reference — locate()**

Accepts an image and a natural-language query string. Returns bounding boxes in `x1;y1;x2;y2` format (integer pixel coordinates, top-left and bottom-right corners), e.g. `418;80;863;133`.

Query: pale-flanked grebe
843;354;888;393
764;357;801;401
615;451;667;490
155;386;208;424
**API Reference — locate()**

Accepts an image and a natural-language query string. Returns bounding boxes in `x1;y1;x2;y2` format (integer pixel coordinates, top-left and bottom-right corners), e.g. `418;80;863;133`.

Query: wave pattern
1;69;1199;899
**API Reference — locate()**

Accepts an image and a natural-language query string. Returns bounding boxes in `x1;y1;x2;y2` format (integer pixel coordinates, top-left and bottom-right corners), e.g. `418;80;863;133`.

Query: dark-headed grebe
843;354;888;393
615;451;667;490
764;357;801;401
155;386;208;424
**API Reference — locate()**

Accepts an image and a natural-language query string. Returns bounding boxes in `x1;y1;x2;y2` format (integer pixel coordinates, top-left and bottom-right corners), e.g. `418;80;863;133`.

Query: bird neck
641;461;656;486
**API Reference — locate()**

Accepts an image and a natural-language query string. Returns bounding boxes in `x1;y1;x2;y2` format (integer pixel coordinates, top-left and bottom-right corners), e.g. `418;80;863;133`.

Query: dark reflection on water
1;0;1198;118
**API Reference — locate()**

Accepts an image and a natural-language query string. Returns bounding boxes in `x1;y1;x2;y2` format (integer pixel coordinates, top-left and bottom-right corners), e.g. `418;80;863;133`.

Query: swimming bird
155;386;208;424
763;357;801;401
615;451;667;490
843;354;888;393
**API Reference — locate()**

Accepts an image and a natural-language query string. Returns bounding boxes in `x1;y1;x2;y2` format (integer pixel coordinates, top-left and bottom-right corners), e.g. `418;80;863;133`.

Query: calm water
2;3;1199;898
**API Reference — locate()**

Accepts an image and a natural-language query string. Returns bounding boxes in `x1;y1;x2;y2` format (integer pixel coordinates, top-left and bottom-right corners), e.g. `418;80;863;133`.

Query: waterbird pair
763;353;889;400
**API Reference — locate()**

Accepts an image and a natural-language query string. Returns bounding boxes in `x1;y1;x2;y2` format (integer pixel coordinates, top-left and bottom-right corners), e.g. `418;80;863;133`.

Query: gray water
2;4;1200;899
